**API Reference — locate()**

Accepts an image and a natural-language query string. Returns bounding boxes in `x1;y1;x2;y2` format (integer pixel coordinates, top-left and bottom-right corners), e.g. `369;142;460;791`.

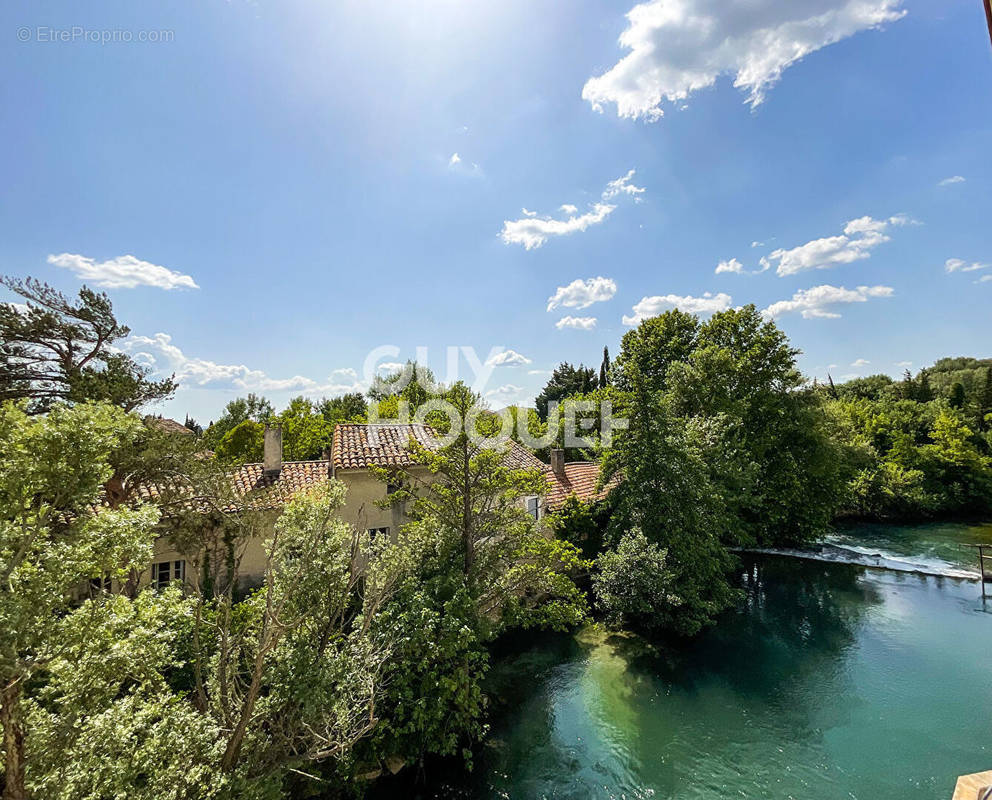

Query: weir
736;544;982;582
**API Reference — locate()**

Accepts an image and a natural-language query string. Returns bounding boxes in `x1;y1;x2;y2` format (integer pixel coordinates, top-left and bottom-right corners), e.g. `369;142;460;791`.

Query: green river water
372;522;992;800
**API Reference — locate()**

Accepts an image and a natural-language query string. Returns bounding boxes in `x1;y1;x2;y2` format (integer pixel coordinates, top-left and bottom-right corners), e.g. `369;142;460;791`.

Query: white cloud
938;175;965;186
762;284;893;319
501;204;615;250
501;171;644;250
895;361;912;368
760;215;909;276
486;349;532;367
945;258;990;273
715;257;747;275
602;169;646;200
376;362;406;373
582;0;905;120
3;302;29;315
527;369;552;376
546;277;617;311
851;358;870;367
623;291;732;325
977;275;992;284
48;253;198;290
751;241;765;248
485;384;525;407
556;316;598;330
447;152;482;177
124;333;362;395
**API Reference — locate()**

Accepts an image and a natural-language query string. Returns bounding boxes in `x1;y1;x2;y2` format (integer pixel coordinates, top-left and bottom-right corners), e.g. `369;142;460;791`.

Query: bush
592;528;678;631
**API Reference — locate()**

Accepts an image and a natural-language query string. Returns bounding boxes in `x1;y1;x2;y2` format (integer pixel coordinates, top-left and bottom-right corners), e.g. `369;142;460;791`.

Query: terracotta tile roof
132;425;578;516
229;461;331;509
330;423;548;474
332;424;440;471
543;461;619;510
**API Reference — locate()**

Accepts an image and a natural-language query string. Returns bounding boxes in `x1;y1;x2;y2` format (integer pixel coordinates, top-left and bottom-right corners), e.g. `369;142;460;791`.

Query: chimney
550;448;565;475
263;424;283;477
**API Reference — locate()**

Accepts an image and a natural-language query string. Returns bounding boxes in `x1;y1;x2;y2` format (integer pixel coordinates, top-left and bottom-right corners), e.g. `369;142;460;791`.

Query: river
371;522;992;799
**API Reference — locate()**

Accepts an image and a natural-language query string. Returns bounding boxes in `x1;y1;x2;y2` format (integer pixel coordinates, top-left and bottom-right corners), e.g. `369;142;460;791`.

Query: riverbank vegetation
2;279;990;798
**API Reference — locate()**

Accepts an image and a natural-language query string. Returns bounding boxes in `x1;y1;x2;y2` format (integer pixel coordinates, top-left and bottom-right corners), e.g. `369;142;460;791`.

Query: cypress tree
599;346;611;388
918;372;934;402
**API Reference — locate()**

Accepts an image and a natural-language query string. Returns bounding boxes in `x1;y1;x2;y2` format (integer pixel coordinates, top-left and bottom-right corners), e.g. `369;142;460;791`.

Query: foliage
828;391;992;519
25;590;233;800
534;362;598;422
215;419;265;462
0;401;161;799
547;495;612;559
0;277;175;412
593;528;677;631
367;382;589;763
203;394;274;451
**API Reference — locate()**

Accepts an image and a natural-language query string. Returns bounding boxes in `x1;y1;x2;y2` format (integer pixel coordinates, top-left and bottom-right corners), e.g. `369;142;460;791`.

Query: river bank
368;522;992;799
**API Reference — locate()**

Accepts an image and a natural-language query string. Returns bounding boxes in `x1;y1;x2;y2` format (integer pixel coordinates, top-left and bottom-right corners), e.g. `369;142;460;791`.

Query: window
151;560;185;590
525;496;540;521
366;527;390;539
88;575;111;595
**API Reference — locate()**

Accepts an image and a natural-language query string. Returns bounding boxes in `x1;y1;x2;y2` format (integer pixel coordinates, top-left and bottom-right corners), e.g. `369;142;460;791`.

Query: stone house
141;423;614;593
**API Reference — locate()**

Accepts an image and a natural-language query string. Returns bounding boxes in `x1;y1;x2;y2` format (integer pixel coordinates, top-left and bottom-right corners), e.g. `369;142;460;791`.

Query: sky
1;0;990;423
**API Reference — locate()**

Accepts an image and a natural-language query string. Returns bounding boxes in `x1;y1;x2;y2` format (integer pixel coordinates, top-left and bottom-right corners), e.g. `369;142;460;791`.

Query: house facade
140;422;613;593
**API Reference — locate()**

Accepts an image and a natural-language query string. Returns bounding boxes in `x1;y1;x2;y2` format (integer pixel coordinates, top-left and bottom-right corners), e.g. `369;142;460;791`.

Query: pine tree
599;346;611;388
917;372;934;402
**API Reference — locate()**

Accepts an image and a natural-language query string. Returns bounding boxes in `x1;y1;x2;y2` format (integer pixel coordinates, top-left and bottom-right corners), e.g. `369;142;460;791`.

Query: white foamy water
741;540;981;581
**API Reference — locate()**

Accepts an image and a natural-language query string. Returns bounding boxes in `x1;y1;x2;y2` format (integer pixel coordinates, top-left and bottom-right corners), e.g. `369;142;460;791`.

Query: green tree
949;381;966;410
203;394;273;449
0;277;175;412
534;363;598;421
980;368;992;432
278;396;333;460
599;346;611;388
0;402;160;800
214;419;265;463
367;383;589;761
593;528;677;631
319;392;367;424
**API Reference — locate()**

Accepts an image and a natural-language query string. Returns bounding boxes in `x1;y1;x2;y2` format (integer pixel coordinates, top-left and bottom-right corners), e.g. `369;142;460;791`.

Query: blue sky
2;0;990;423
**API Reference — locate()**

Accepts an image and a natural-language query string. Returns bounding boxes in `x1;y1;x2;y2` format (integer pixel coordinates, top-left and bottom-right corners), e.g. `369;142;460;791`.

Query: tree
611;310;698;396
202;394;273;450
278;396;333;460
599;346;611;388
214;419;265;462
367;383;589;760
0;277;175;412
668;306;846;546
949;381;966;410
593;528;676;631
980;368;992;432
0;402;160;800
534;363;598;421
319;392;367;424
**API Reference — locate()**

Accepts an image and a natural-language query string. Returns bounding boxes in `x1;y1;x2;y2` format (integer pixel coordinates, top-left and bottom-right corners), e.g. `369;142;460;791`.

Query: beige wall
125;463;545;592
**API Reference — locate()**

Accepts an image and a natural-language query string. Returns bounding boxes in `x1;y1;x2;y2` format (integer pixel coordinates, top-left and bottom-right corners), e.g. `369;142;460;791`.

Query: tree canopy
0;277;175;412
